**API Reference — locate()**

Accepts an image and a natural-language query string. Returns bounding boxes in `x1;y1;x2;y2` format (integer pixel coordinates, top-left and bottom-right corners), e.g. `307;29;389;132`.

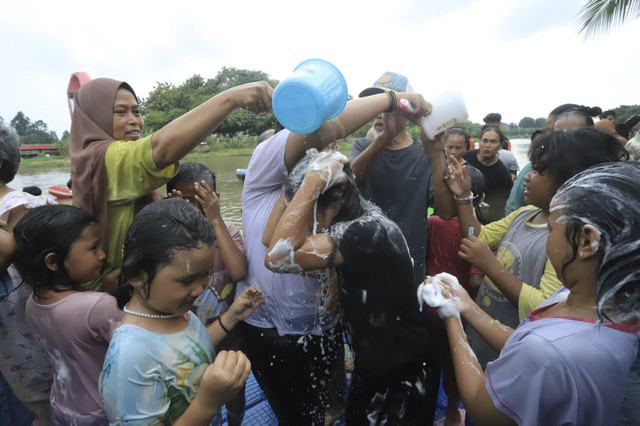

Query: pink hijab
70;78;156;254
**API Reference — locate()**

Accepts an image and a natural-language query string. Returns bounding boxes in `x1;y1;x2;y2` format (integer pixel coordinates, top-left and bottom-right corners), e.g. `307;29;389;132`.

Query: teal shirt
505;162;530;216
99;312;220;426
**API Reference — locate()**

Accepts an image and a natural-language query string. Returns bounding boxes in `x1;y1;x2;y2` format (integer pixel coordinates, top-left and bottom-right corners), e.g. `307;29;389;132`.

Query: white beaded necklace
123;303;181;319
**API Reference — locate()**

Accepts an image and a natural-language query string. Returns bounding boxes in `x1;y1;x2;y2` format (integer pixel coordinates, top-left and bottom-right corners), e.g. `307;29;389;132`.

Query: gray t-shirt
497;149;520;173
486;289;639;425
468;207;549;368
350;138;434;286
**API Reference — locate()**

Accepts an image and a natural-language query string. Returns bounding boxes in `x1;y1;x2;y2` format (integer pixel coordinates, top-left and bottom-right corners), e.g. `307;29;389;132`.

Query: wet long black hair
284;150;365;225
13;205;98;297
115;198;214;309
551;161;640;323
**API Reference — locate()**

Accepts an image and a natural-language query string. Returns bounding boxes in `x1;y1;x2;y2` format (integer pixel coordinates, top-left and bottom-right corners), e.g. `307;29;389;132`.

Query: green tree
10;111;31;136
141;68;279;135
579;0;640;37
614;104;640;122
534;117;546;127
519;117;536;128
10;112;58;145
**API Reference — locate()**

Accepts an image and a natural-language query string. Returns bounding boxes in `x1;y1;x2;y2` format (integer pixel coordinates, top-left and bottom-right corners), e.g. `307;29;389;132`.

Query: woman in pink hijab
70;78;272;293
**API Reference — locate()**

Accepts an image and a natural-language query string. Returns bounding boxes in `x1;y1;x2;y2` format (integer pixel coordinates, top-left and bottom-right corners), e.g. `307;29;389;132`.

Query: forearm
425;146;455;220
262;194;286;247
445;317;486;408
461;301;514;353
173;396;220;426
208;310;240;347
211;220;247;283
152;90;237;168
445;317;514;426
266;178;318;267
284;94;390;171
350;134;393;185
457;202;482;237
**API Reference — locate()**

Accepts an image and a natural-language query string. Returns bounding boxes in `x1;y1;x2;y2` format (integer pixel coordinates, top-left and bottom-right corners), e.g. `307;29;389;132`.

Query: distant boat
49;185;72;199
236;169;247;182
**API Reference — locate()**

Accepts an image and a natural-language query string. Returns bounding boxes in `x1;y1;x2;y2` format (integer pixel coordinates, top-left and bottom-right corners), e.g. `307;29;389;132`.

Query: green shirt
83;135;178;291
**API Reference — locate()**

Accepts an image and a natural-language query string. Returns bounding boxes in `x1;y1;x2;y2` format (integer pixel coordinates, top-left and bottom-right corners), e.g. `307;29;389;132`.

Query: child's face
523;165;561;210
142;244;215;315
546;209;573;285
173;180;216;213
64;224;105;283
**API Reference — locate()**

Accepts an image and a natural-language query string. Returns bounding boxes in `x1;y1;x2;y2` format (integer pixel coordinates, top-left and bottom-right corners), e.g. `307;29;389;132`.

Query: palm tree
578;0;640;37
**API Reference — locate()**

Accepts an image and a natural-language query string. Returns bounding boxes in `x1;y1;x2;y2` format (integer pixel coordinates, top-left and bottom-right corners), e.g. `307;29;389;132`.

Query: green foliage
141;67;280;135
519;117;536;128
10;111;59;145
614;105;640;122
534;117;546;127
578;0;640;37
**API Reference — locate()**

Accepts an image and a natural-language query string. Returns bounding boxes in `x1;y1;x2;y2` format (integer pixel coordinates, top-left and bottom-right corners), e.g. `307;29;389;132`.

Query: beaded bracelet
454;192;475;205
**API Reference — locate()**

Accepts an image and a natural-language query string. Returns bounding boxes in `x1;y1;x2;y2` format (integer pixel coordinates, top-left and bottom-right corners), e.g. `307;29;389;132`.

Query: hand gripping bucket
419;88;469;139
272;59;348;135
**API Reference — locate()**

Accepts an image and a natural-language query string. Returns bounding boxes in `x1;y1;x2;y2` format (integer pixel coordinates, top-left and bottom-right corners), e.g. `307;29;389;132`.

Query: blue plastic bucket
272;59;348;135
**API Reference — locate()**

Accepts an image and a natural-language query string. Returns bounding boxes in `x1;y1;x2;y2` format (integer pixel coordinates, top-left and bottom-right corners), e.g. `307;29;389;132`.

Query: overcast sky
1;0;639;137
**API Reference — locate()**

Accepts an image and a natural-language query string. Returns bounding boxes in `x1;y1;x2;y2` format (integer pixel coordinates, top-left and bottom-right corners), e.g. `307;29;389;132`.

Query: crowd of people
0;70;639;426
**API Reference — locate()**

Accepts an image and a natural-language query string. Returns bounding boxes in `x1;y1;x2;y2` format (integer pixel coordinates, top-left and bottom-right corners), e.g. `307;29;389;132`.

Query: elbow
264;238;304;274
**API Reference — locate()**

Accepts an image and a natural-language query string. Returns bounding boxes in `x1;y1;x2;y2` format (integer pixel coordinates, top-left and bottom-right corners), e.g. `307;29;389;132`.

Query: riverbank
18;138;358;171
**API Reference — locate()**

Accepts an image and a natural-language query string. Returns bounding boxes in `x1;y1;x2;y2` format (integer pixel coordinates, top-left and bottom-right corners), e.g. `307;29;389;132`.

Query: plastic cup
272;59;348;135
419;88;469;139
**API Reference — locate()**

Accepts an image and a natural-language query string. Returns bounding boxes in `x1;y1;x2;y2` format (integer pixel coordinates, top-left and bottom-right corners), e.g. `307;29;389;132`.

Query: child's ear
44;253;58;272
578;225;602;259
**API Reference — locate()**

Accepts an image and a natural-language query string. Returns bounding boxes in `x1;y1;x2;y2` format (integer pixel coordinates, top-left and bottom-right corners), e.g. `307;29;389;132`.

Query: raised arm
265;151;347;271
422;131;456;220
151;82;274;169
282;92;432;172
350;112;402;185
193;181;247;283
445;155;482;236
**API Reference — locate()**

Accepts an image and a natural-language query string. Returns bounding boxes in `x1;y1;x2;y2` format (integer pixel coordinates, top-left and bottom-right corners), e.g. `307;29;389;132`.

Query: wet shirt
336;210;430;375
486;290;639;425
26;292;122;425
99;311;220;426
239;129;338;335
350;138;434;287
0;191;55;423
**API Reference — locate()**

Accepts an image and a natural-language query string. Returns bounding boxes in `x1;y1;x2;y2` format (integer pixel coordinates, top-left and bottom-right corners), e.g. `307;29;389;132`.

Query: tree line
4;66;640;152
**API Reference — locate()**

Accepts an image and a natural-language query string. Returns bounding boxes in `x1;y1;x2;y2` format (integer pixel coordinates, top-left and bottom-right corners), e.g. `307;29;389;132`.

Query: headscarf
69;78;138;253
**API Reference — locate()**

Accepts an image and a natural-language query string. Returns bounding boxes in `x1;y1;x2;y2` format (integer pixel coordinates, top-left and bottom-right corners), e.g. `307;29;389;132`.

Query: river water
12;138;532;230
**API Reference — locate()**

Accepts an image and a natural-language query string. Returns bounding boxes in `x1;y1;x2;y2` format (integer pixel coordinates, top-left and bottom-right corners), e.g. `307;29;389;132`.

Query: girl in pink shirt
13;204;123;425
